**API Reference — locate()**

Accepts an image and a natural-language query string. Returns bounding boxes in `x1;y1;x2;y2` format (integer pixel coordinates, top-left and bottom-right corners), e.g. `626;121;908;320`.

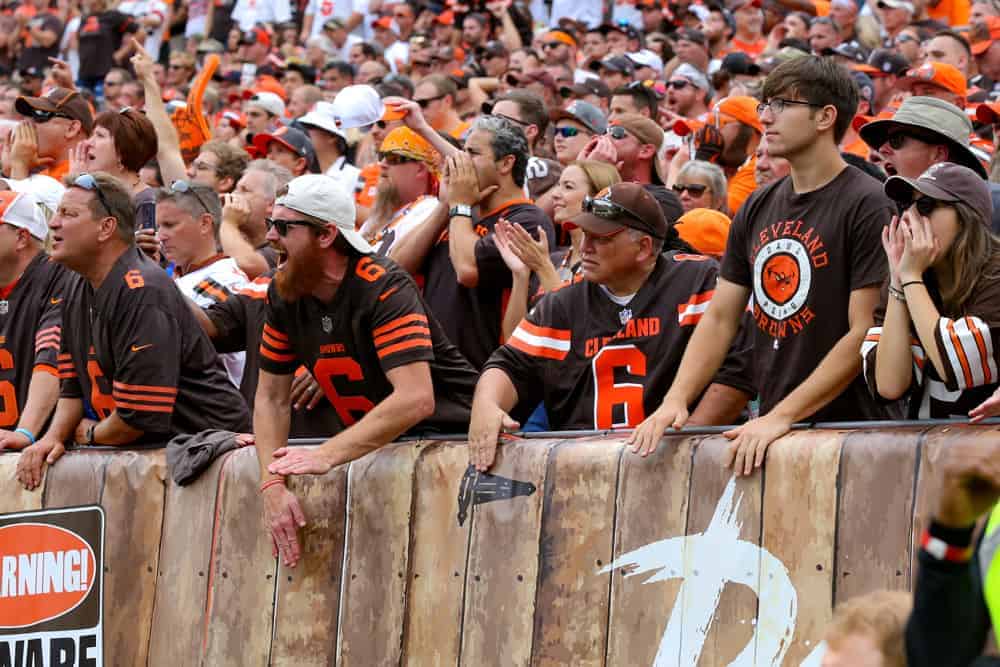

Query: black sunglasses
74;173;112;216
884;130;941;150
582;192;642;224
415;93;447;108
606;125;628;140
266;217;326;236
672;183;708;196
28;108;73;123
897;196;944;217
170;179;215;216
667;80;692;90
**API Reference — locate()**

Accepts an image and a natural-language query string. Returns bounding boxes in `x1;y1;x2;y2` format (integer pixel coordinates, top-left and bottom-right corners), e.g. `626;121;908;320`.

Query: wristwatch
449;204;473;219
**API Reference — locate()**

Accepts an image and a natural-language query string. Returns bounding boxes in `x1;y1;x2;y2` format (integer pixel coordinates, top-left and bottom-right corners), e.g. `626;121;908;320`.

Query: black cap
885;162;993;224
720;52;760;75
589;54;635;74
868;48;910;76
567;182;668;240
560;78;612;99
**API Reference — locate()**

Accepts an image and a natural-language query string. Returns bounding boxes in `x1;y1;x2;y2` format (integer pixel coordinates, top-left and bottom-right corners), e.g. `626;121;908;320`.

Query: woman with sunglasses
864;163;1000;419
494;160;621;339
673;160;728;215
70;107;158;230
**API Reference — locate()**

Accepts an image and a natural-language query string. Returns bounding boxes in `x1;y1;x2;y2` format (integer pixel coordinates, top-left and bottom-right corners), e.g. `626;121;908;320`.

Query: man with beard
220;160;293;279
17;173;249;489
664;64;711;122
360;127;440;256
254;174;478;568
684;96;763;214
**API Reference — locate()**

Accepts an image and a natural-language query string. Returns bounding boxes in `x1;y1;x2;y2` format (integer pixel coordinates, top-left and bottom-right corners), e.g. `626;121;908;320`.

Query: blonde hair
570;160;622;195
824;590;911;667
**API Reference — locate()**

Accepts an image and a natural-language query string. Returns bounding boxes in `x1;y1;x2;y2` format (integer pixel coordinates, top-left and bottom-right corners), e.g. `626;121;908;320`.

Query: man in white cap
666;63;711;121
626;49;665;81
244;91;286;136
297;100;361;197
0;191;68;451
254;173;477;568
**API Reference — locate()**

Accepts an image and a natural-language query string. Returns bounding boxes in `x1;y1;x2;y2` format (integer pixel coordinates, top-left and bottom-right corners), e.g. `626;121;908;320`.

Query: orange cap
244;74;288;102
543;30;578;48
435;9;455;25
971;16;1000;55
380;126;440;174
715;96;763;134
371;16;394;31
672;117;705;136
675;208;731;257
897;61;967;99
382;103;407;121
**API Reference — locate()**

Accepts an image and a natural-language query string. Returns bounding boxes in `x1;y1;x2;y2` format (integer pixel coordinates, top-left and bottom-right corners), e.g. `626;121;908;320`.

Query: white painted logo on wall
599;477;825;667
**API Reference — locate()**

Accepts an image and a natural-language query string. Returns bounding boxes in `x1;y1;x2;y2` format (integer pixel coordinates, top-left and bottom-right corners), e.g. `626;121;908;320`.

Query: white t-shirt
371;195;439;256
174;257;250;389
232;0;292;31
549;0;602;28
304;0;365;39
324;156;361;201
117;0;169;57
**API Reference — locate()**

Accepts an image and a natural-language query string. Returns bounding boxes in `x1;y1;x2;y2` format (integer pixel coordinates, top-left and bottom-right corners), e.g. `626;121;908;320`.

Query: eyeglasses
911;196;944;217
265;217;326;236
667;80;692;90
555;126;584;138
74;173;112;217
415;93;447;108
378;152;417;165
606;125;628;140
755;98;822;115
170;179;215;216
492;113;529;127
582;192;643;224
542;41;565;50
672;183;709;196
884;131;940;150
27;108;72;123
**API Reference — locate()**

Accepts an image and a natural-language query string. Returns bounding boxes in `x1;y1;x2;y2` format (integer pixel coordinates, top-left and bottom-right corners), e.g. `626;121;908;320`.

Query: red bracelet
921;528;974;563
259;478;286;493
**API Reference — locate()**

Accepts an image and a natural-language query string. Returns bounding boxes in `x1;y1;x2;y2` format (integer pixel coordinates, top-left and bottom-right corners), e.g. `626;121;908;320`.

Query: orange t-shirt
812;0;831;16
449;120;471;141
727;156;757;215
355;163;379;210
841;135;869;159
730;37;768;59
927;0;970;27
43;160;70;182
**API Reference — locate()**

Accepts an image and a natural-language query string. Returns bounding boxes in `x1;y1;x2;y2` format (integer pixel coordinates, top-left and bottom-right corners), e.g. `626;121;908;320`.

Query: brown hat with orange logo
675;208;731;257
16;87;94;135
895;61;967;100
566;182;667;240
714;95;763;134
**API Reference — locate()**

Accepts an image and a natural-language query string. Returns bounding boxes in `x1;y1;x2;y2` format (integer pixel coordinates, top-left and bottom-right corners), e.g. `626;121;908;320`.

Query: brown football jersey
485;252;754;430
58;248;250;439
205;271;345;438
260;253;477;433
0;253;68;429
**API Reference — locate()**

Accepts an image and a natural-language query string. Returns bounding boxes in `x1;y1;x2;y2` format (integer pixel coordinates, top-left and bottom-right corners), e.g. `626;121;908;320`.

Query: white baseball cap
275;174;371;253
330;85;384;129
626;49;664;73
246;91;286;117
0;190;47;241
298;101;346;138
1;174;65;220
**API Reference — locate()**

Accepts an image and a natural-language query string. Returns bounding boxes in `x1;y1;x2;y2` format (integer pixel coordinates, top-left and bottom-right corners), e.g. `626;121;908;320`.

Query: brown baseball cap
16;87;94;135
566;182;667;240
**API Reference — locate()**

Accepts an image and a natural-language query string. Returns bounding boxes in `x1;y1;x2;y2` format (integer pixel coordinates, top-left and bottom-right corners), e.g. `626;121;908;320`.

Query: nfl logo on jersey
619;308;632;325
0;300;7;315
322;316;333;333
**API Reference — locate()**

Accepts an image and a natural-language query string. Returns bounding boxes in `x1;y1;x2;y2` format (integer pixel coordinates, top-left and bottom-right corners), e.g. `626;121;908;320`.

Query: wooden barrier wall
0;423;985;666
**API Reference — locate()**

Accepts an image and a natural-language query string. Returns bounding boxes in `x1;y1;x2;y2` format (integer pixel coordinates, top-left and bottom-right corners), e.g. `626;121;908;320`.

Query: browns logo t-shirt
58;248;249;439
204;271;344;438
485;252;754;429
421;199;556;369
0;253;68;429
259;254;478;433
721;165;896;421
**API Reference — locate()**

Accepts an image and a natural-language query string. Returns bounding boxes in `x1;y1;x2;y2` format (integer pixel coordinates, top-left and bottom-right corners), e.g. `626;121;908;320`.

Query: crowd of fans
5;0;1000;660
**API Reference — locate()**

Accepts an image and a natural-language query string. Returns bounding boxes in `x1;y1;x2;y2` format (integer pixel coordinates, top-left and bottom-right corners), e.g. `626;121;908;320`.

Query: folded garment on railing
166;429;242;485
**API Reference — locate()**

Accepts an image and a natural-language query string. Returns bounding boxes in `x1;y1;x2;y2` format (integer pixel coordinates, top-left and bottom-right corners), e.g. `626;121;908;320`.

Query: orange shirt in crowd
813;0;831;15
842;136;870;159
927;0;970;28
727;156;757;214
355;163;379;210
43;160;70;182
730;37;768;58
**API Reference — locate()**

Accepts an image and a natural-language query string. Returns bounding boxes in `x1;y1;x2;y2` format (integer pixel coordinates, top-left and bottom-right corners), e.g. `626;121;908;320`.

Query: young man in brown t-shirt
630;56;898;475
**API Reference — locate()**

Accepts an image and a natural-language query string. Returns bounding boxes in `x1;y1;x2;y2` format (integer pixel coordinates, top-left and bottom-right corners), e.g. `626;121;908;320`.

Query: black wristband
901;280;925;289
928;519;976;548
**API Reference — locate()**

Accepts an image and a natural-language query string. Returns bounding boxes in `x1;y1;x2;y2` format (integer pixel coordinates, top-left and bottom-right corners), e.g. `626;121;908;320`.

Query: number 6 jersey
484;252;755;430
259;254;478;434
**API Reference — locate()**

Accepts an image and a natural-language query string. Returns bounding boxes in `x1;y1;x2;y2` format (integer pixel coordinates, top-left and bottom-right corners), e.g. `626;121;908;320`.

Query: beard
274;239;325;302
